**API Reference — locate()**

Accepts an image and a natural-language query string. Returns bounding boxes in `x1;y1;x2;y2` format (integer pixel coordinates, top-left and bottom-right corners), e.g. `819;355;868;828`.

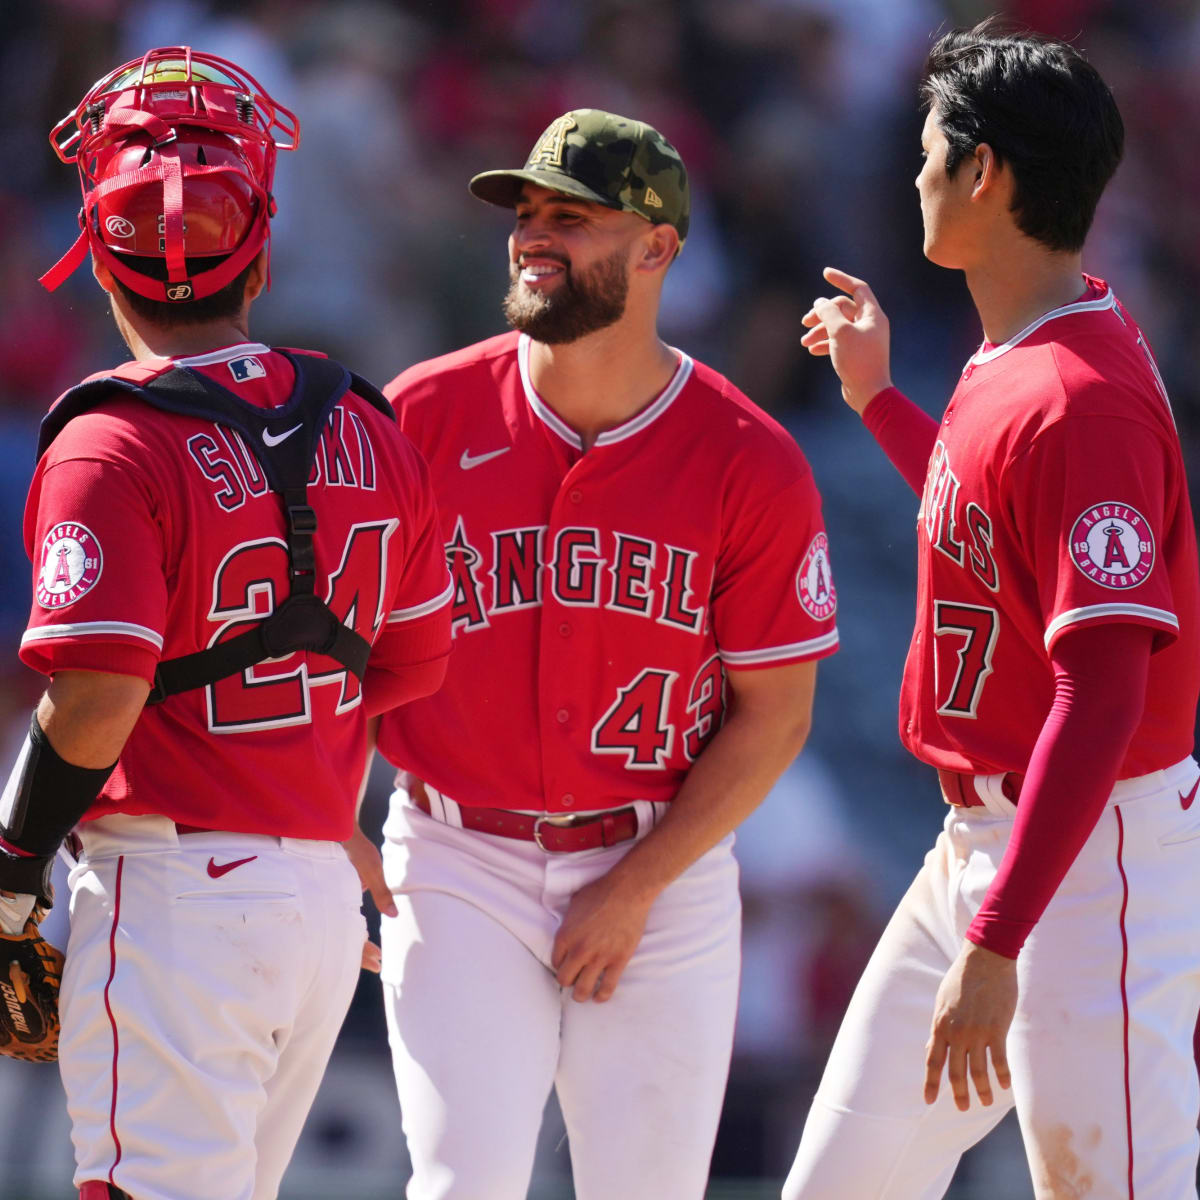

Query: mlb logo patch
229;356;266;383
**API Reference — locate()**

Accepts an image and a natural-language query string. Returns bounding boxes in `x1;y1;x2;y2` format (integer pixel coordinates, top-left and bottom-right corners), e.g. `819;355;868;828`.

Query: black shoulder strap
38;353;396;706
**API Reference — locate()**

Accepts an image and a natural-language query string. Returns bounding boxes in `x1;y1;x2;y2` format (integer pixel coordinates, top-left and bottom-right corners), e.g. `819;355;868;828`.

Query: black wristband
0;852;53;906
0;711;118;857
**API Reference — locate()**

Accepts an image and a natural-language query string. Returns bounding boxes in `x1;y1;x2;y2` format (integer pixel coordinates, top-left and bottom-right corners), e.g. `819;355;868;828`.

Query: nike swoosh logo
207;855;258;879
263;423;302;447
1181;778;1199;811
460;446;511;470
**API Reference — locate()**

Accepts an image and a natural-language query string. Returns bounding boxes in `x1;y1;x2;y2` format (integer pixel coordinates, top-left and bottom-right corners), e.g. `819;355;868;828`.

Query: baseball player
784;21;1200;1200
361;109;839;1200
0;48;452;1200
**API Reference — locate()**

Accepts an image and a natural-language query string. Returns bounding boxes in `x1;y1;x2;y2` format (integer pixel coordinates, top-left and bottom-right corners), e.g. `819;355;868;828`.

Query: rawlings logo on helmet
40;47;299;305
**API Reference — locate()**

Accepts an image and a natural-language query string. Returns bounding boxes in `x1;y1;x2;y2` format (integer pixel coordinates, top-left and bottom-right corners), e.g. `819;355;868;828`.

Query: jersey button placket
541;467;591;817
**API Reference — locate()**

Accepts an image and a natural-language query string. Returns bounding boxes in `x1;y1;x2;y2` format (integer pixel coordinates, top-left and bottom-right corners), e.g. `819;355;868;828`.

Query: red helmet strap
38;225;91;293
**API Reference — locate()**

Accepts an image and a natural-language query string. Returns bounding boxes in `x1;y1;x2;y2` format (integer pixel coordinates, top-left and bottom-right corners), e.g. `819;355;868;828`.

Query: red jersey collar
969;277;1114;368
517;333;694;450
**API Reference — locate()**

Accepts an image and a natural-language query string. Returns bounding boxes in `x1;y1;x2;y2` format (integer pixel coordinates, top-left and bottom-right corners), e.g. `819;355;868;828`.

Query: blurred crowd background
2;0;1199;1196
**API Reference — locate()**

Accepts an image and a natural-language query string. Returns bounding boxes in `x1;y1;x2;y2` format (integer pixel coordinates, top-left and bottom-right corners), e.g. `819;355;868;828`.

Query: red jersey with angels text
376;332;838;813
902;278;1200;775
21;343;453;839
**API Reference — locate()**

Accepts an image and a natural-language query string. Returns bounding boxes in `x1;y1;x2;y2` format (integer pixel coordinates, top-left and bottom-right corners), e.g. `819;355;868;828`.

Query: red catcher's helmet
41;47;299;303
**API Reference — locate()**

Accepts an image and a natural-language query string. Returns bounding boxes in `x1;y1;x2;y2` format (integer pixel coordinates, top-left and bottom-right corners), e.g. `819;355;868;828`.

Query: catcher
0;46;451;1200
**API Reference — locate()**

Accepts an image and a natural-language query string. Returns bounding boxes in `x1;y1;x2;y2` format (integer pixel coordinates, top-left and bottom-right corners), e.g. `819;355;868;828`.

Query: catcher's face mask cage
40;46;299;303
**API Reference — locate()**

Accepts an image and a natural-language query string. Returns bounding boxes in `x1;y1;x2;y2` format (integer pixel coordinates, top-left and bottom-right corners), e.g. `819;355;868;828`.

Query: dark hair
920;18;1123;253
110;253;257;326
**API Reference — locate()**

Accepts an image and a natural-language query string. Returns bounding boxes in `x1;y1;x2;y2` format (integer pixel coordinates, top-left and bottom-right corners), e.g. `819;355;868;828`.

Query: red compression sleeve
362;656;449;718
861;387;940;496
966;622;1153;958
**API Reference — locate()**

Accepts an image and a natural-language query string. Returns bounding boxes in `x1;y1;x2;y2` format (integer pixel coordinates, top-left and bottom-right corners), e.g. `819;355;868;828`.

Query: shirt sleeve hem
19;641;160;684
720;629;839;668
1044;604;1178;651
965;920;1026;960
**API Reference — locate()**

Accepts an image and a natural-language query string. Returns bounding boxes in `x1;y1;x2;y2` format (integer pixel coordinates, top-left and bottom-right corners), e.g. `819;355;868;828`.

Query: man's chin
505;313;586;345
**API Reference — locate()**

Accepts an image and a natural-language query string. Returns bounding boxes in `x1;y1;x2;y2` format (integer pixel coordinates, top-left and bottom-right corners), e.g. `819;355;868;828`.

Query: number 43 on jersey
592;655;726;769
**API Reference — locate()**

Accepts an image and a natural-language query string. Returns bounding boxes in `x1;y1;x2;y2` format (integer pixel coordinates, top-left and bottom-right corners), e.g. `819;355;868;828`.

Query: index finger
822;266;875;304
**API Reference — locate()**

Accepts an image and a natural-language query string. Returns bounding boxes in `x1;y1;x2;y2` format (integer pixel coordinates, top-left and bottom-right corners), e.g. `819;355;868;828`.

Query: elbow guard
0;712;117;898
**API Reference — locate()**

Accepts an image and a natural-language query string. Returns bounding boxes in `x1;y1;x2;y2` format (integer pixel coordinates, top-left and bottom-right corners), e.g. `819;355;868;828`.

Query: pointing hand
801;267;894;415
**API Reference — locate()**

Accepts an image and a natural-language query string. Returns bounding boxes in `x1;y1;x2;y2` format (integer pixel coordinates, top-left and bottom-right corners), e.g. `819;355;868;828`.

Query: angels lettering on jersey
445;516;706;635
921;441;999;592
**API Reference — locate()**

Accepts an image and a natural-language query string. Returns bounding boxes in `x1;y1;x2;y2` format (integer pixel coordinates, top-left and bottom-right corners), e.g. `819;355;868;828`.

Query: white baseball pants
60;814;365;1200
783;757;1200;1200
379;796;742;1200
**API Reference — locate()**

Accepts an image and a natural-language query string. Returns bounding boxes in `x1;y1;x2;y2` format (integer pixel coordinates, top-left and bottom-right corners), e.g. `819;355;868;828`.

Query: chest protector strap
38;352;395;706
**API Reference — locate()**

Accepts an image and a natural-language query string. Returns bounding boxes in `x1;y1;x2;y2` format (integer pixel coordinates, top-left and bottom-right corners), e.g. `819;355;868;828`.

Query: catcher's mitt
0;907;64;1063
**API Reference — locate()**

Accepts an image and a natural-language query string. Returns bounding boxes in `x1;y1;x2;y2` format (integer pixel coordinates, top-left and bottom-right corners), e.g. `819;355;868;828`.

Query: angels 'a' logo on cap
1069;502;1155;589
529;114;576;167
36;522;103;609
797;532;837;620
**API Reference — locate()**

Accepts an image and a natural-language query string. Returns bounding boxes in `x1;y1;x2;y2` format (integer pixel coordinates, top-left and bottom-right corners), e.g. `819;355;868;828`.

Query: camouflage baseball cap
469;109;689;245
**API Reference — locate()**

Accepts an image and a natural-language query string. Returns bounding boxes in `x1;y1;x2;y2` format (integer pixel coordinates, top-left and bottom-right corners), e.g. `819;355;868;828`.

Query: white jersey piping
21;620;164;651
969;289;1116;367
1044;602;1179;648
721;629;840;665
517;334;693;449
386;579;455;623
170;342;271;368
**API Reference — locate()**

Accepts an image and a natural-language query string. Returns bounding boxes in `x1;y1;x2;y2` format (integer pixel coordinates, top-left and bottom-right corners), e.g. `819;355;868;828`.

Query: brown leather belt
938;769;1023;808
410;780;639;852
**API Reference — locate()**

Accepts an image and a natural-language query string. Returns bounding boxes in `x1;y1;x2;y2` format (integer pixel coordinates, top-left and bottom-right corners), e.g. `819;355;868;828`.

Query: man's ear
636;224;681;274
244;247;269;303
971;142;1000;198
91;256;117;295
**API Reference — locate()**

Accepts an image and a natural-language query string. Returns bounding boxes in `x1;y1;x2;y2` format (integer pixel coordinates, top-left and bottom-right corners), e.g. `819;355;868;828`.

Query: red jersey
377;331;838;813
21;343;453;839
902;279;1200;776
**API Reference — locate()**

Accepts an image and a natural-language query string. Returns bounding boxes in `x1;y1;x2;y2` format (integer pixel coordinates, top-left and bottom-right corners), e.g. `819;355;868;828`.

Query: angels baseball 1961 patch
1069;502;1154;589
36;521;103;609
797;532;837;620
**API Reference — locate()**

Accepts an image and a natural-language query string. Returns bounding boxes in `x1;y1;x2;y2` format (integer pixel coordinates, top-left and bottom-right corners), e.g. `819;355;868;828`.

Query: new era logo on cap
229;356;266;383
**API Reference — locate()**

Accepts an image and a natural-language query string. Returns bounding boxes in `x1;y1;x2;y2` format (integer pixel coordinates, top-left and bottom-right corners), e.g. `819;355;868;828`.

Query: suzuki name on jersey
922;441;999;591
447;515;706;636
185;403;378;512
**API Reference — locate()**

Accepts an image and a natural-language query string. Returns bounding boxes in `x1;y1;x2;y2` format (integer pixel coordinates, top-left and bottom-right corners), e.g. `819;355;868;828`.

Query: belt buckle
532;812;586;852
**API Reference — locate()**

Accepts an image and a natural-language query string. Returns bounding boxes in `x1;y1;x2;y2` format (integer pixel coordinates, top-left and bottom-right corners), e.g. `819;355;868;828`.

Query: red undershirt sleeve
360;606;452;718
965;621;1153;958
861;387;940;496
361;658;448;718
